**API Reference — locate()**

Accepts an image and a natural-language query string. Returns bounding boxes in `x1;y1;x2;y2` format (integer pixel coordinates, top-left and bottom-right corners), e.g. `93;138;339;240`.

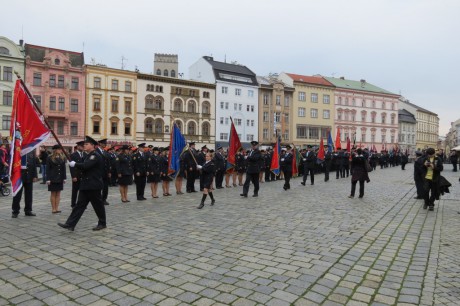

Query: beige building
257;75;294;145
154;54;178;78
278;73;335;148
399;98;439;150
137;73;216;147
85;65;137;145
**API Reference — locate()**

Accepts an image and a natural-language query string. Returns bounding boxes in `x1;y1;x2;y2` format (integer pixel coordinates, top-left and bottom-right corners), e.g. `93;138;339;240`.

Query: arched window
154;97;163;109
174;99;182;112
202;122;210;136
156;69;161;75
55;58;60;65
145;95;154;108
163;69;168;77
145;118;153;133
171;70;176;78
381;113;387;124
175;120;183;131
187;121;196;135
154;119;163;133
382;102;386;109
202;101;210;114
0;47;10;55
187;100;196;113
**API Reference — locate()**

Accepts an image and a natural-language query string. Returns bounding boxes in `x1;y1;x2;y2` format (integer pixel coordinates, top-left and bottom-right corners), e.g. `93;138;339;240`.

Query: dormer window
55;58;60;65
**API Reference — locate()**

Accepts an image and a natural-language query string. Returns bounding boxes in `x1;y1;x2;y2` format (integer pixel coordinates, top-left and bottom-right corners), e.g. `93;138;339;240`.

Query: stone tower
153;54;178;78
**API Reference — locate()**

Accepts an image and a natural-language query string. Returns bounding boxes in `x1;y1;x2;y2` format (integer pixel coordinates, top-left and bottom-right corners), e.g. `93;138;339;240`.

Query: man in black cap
241;141;262;197
324;145;332;182
133;143;148;200
281;145;293;190
97;139;111;205
183;142;198;192
69;141;86;208
301;145;316;185
214;146;225;189
12;151;40;218
59;136;107;231
197;145;208;191
413;150;425;199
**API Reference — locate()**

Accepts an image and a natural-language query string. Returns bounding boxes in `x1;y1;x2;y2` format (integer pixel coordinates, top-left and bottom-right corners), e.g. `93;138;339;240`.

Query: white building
189;56;258;148
398;109;417;156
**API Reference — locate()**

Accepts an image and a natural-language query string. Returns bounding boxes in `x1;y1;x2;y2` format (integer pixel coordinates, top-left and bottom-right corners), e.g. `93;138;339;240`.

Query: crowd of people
2;136;457;231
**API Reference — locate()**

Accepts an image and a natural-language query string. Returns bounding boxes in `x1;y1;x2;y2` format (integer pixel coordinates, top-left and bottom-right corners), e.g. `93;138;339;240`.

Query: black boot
209;192;215;206
198;194;207;209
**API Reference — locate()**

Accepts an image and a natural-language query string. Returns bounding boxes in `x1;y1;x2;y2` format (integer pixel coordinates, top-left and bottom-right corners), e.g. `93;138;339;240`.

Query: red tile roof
286;73;334;87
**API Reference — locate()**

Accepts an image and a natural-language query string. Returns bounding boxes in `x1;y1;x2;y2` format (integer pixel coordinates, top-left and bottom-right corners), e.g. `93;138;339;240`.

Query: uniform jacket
69;150;86;180
302;151;317;169
21;152;39;183
246;149;262;174
46;155;67;183
351;155;370;182
115;153;133;176
281;152;293;173
213;152;225;172
196;151;206;166
201;160;215;187
74;150;104;190
97;148;112;179
183;148;197;171
235;153;246;172
133;151;148;176
147;154;161;175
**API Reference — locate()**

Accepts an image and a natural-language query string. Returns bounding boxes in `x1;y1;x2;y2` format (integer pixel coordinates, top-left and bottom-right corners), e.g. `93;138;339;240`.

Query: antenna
120;56;128;70
224;54;226;63
21;25;24;40
82;42;85;53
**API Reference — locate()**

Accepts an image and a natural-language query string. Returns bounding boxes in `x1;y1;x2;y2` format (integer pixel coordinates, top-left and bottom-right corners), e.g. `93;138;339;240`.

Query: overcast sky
2;0;458;135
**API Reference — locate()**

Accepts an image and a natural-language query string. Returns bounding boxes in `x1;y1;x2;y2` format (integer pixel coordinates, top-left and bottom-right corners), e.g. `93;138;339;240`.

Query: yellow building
279;73;335;147
85;65;137;145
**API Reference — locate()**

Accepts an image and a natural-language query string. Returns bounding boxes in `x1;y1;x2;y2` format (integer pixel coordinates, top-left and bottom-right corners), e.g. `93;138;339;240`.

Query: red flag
226;118;242;173
346;137;351;153
335;128;342;149
9;138;22;196
291;145;298;175
317;137;325;161
270;136;281;175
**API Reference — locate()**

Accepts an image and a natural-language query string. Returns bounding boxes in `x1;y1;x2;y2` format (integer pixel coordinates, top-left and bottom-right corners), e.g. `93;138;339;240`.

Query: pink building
24;44;85;151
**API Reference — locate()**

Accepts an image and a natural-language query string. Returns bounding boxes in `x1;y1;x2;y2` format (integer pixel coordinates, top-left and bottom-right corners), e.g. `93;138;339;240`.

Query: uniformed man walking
97;139;111;205
281;145;293;190
183;142;198;193
69;141;85;208
241;141;262;197
133;143;148;200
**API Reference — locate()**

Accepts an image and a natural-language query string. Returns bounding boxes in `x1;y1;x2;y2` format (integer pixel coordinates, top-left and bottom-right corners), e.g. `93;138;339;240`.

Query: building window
284;113;289;123
361;134;366;142
111;99;118;112
362;99;366;107
234;118;242;126
391;116;395;124
323;110;330;119
70;122;78;136
48;120;54;131
49;74;56;87
109;121;117;135
93;97;101;111
163;69;169;77
298;107;305;117
124;122;131;135
251;105;254;112
112;79;119;90
225;102;229;109
263;94;269;105
188;101;196;113
220;101;224;109
125;100;132;114
298;92;306;101
225;118;229;125
2;67;12;81
220;133;228;140
145;95;154;108
2;115;11;130
275;112;281;123
263;112;269;122
71;77;79;90
352;98;356;106
311;109;318;118
0;47;10;55
371;134;375;143
58;97;65;111
156;69;161;75
309;127;319;139
33;73;42;86
49;96;56;110
220;117;224;124
187;121;196;135
70;99;78;112
276;95;281;105
34;95;41;109
222;86;228;94
263;128;268;140
382;135;386;143
92;121;99;134
202;102;210;114
381;114;386;124
55;58;60;65
311;93;318;103
2;91;12;106
283;130;289;140
382;102;386;109
284;96;290;106
251;120;254;126
202;122;210;136
338;97;342;105
57;121;64;135
246;134;254;141
248;90;254;97
235;88;241;96
94;77;101;88
297;126;307;138
323;95;330;104
391;135;395;143
246;119;250;126
154;119;163;133
171;70;176;78
58;75;64;88
174;99;182;112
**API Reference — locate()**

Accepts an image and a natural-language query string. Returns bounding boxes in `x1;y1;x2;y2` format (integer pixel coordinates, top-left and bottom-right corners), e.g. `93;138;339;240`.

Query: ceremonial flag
317;137;325;162
226;117;242;172
327;129;334;151
335;127;342;149
270;135;281;175
8;138;22;196
346;137;351;153
167;123;186;177
291;145;300;175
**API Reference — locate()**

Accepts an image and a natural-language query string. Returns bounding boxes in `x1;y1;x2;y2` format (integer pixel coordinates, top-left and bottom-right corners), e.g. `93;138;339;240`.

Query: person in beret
133;143;148;201
160;146;172;196
214;146;225;189
96;139;111;205
235;147;246;186
147;146;161;198
69;141;86;208
58;136;107;231
46;145;67;214
115;145;134;202
241;141;262;197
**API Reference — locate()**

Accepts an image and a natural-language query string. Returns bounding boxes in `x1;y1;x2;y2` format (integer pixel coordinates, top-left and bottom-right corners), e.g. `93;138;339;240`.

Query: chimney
19;39;24;47
360;79;366;86
340;76;345;80
204;56;213;61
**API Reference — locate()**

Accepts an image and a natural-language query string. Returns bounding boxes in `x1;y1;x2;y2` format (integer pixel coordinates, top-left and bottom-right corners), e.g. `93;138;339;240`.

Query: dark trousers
351;180;365;197
12;182;33;214
110;170;118;185
215;170;224;188
102;178;109;201
71;180;80;208
344;165;350;177
265;168;271;182
135;175;146;199
284;171;292;189
186;170;196;192
66;189;106;228
303;167;314;184
453;162;458;172
414;176;424;198
401;162;407;170
324;162;330;181
336;166;345;178
243;173;259;195
423;179;437;207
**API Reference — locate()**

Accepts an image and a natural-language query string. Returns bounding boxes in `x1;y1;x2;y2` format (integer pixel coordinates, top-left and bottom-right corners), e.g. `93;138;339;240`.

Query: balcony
144;108;164;116
144;132;166;141
171;110;200;120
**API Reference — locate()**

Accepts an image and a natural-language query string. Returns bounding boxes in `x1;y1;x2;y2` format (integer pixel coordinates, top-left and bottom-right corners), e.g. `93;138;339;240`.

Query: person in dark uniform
213;146;225;189
413;151;425;199
235;148;246;186
183;142;198;193
369;151;378;171
97;139;111;205
133;143;148;201
69;141;86;208
241;141;262;197
264;149;272;182
160;147;172;196
115;145;133;202
401;153;409;170
46;145;67;214
58;136;107;231
175;153;185;195
38;146;48;184
450;150;458;172
344;150;351;177
281;145;293;190
348;148;370;199
12;151;40;218
197;152;216;209
147;147;161;198
108;147;118;186
324;145;332;182
301;145;316;185
197;145;207;191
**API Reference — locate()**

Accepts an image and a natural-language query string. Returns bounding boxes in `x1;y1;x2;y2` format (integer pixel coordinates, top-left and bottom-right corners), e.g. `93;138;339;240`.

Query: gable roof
398;109;417;124
25;44;84;68
286;73;334;87
324;76;398;96
399;99;438;116
203;56;258;85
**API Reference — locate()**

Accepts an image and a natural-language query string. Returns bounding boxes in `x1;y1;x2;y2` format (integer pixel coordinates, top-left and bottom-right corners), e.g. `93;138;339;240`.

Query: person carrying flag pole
241;140;262;198
281;145;293;190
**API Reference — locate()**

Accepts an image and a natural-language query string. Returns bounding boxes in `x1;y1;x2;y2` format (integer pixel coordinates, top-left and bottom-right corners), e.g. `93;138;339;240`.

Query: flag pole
14;71;71;161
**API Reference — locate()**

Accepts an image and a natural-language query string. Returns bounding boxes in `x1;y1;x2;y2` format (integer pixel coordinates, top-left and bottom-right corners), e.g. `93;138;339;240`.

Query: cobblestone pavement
0;164;459;305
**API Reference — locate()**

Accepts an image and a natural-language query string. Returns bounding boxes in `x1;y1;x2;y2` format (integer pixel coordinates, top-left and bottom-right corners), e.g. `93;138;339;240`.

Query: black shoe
25;212;36;217
300;182;305;186
358;195;363;198
92;224;107;231
283;186;287;190
104;201;110;205
252;194;258;197
216;187;223;189
197;202;204;209
12;213;18;218
191;190;198;193
210;200;215;206
58;223;74;231
423;203;428;209
311;183;314;185
429;206;434;211
240;193;247;197
414;196;422;199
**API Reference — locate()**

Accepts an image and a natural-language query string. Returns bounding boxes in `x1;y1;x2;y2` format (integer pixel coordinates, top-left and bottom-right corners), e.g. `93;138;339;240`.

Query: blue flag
168;123;186;177
327;129;334;152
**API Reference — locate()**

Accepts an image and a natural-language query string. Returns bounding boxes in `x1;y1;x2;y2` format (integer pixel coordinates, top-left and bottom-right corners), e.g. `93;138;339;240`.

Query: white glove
69;161;76;167
303;158;306;161
281;158;285;161
197;165;203;170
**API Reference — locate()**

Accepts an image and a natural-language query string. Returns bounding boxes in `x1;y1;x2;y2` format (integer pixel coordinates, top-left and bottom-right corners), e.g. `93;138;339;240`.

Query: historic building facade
189;56;258;148
324;77;400;151
136;73;215;147
24;44;85;151
257;76;294;146
398;98;439;150
0;37;24;143
85;65;137;145
398;109;417;156
154;54;178;78
278;73;335;148
445;118;460;154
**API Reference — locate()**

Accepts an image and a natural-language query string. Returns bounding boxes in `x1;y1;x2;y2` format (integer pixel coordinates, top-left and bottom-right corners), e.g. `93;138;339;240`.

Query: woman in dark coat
197;152;216;209
160;148;172;196
147;147;161;198
115;145;133;202
348;148;370;199
46;145;67;213
235;148;246;186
